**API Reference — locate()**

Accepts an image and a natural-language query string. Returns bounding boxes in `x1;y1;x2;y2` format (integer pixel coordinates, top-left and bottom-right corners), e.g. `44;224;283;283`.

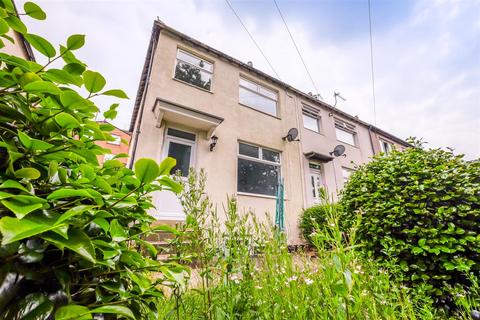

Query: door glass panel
167;128;196;141
168;142;192;177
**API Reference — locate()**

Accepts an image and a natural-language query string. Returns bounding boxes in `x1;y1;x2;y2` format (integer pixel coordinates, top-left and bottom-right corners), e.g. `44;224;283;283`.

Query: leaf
42;229;96;263
15;167;41;180
66;34;85;50
47;188;94;200
151;224;181;236
18;131;54;150
134;158;159;184
3;293;53;320
103;103;118;120
24;33;56;58
0;180;29;192
24;2;47;20
1;195;46;218
90;305;135;318
55;305;92;320
63;62;86;76
102;89;128;99
0;18;9;35
110;219;128;242
0;215;58;245
418;238;426;247
159;176;182;194
56;205;95;225
24;80;62;95
54;112;80;128
158;157;177;176
5;16;27;34
43;68;82;86
92;217;109;233
18;130;32;148
83;70;106;93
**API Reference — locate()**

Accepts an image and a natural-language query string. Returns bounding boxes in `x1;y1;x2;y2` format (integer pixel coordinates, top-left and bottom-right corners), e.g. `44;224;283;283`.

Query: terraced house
129;20;409;244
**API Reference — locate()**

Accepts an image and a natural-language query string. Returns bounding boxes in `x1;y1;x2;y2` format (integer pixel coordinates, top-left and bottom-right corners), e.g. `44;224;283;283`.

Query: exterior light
209;135;218;151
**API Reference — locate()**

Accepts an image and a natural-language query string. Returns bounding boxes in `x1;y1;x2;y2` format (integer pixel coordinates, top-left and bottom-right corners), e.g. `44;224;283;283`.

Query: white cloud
19;0;479;159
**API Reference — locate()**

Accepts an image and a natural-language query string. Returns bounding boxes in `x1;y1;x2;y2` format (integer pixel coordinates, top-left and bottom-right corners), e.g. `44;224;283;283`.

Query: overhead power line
368;0;377;126
225;0;282;80
273;0;322;100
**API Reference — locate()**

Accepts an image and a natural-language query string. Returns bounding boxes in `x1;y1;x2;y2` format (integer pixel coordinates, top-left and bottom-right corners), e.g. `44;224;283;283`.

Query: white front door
153;128;196;220
309;163;323;204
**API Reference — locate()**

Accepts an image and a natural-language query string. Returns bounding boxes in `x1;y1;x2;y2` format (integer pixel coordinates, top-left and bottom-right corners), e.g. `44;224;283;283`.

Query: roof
130;20;410;147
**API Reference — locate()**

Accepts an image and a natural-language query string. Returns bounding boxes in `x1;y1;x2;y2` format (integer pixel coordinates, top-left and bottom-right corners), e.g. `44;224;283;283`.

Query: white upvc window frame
334;118;357;146
239;77;278;117
380;139;394;154
174;48;214;91
302;110;321;133
237;142;281;198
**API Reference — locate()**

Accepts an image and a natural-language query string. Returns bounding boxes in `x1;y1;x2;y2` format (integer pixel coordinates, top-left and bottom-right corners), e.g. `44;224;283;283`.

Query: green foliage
159;171;436;319
299;191;339;243
0;0;185;318
340;146;480;306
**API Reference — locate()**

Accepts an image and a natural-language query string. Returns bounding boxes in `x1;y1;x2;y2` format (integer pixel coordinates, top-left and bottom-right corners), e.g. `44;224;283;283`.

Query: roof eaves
129;22;161;132
132;20;410;147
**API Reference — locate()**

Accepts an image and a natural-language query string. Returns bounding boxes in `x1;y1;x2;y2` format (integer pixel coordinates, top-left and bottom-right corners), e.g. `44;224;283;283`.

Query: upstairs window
302;106;321;133
380;139;394;154
239;77;278;117
334;119;356;146
237;142;280;196
174;49;213;91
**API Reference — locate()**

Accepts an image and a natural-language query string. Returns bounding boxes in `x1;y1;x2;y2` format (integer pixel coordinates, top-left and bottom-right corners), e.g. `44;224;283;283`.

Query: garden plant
0;0;185;318
340;143;480;313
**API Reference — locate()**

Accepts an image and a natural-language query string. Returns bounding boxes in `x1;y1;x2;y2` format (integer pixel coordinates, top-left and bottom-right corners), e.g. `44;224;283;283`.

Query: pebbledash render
129;20;410;244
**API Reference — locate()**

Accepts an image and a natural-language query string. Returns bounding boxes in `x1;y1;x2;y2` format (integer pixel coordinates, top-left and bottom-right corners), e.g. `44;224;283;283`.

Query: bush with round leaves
299;201;339;244
339;146;480;305
0;1;186;319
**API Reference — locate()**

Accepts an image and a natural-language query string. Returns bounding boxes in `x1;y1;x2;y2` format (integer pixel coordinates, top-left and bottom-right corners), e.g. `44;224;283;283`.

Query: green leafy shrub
158;171;436;319
299;200;339;244
0;1;185;318
340;146;480;305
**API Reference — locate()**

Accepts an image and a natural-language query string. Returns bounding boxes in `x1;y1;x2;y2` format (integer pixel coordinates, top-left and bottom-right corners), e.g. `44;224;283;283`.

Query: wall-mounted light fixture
209;135;218;151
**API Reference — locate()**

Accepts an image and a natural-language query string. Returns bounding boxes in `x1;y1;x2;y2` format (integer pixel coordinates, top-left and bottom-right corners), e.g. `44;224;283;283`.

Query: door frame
308;162;323;205
162;126;197;177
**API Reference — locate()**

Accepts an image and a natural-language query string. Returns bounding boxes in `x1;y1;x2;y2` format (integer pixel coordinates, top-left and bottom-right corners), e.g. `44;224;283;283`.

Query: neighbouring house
129;20;410;244
95;121;131;165
0;2;35;61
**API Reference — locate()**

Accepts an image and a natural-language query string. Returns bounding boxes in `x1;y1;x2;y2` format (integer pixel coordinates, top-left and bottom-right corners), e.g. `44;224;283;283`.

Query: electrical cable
368;0;377;126
225;0;282;80
273;0;322;100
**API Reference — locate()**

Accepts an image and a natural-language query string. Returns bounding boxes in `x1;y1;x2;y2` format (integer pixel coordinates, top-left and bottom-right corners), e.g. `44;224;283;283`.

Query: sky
17;0;480;159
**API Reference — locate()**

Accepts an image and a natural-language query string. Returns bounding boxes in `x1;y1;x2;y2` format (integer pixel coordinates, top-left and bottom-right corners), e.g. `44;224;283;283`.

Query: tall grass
156;171;452;319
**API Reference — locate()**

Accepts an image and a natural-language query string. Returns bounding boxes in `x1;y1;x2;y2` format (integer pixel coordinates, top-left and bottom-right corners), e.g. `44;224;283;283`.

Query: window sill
336;140;358;148
172;77;214;94
237;192;277;200
238;102;281;120
304;128;324;135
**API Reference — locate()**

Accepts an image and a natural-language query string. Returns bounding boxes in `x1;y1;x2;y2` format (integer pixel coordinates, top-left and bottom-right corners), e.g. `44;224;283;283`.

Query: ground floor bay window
237;142;281;197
